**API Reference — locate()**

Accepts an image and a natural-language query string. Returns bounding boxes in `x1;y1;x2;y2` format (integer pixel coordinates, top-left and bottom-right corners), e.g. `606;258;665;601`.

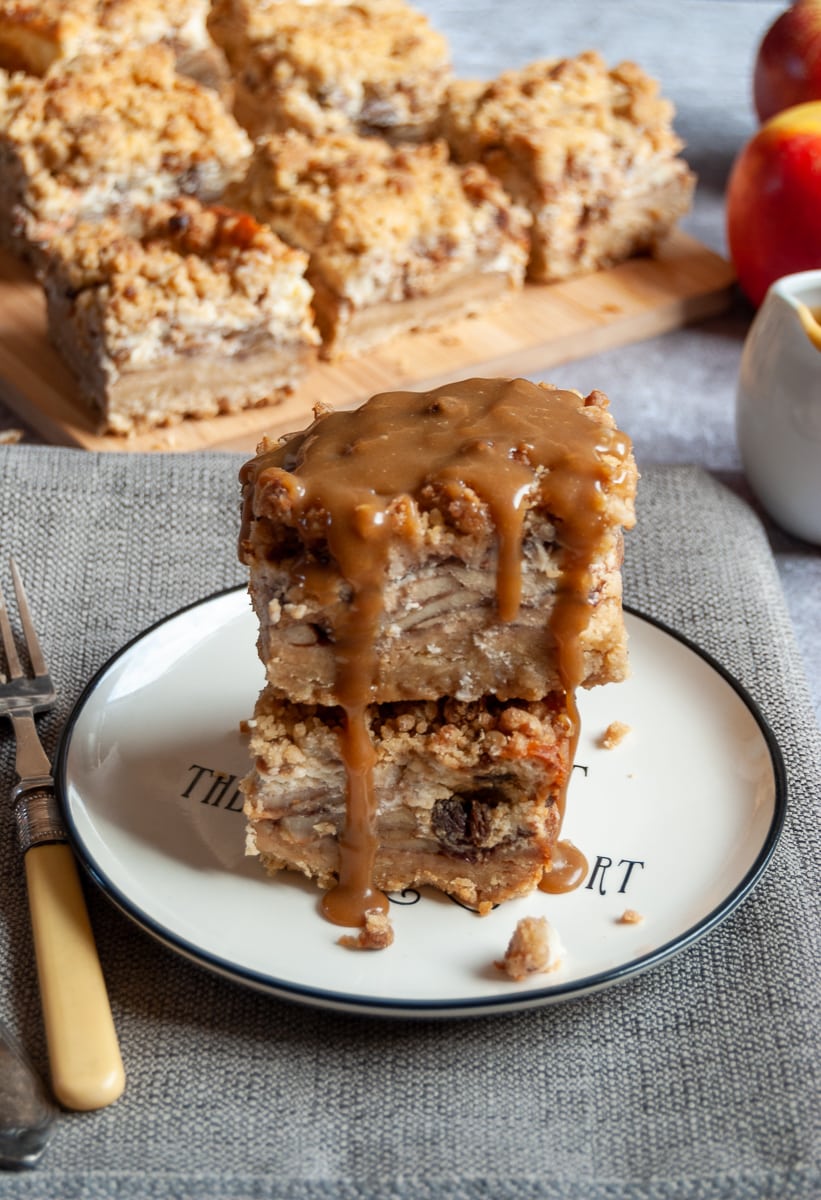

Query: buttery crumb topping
0;45;251;235
0;0;212;73
225;0;448;82
496;915;563;981
208;0;446;85
208;0;450;135
42;196;318;359
231;131;530;302
443;50;684;180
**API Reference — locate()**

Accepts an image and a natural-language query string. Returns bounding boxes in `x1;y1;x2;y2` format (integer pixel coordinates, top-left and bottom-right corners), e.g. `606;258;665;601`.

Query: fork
0;559;125;1112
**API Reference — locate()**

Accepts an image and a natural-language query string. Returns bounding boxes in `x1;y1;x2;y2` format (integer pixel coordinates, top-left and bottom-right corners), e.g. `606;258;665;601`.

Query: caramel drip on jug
241;379;632;925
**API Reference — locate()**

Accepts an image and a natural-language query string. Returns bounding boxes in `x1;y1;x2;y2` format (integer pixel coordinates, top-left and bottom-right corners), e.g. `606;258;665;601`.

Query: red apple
726;101;821;307
754;0;821;122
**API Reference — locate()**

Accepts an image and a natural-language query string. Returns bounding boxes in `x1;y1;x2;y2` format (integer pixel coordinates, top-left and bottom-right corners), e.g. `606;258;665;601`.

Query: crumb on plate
495;914;563;981
337;908;394;951
617;908;644;925
598;720;632;749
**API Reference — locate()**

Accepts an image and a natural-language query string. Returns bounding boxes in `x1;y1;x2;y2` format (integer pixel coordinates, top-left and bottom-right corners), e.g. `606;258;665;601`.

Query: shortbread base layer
311;265;519;359
255;840;551;914
47;312;315;434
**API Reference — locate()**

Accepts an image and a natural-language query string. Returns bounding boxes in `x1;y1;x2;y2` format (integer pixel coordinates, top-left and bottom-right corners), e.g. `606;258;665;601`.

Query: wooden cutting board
0;232;734;453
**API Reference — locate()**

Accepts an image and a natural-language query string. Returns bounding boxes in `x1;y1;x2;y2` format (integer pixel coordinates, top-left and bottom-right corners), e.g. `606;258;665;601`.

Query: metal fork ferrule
12;780;67;853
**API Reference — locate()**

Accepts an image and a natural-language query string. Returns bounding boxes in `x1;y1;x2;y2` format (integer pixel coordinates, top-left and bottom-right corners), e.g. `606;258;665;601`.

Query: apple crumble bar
239;377;637;930
243;692;570;912
0;45;251;260
227;131;530;357
440;50;695;282
240;381;634;705
207;0;451;140
41;196;319;434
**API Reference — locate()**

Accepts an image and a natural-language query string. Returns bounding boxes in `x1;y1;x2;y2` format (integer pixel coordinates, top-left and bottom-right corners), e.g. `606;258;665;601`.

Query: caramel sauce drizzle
241;378;632;925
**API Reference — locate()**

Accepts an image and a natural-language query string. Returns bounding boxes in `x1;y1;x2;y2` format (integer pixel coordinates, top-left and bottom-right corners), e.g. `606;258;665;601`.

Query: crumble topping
0;45;251;244
0;0;213;74
337;908;394;951
443;50;684;180
209;0;450;137
42;196;318;363
599;720;632;749
244;694;569;778
230;131;530;306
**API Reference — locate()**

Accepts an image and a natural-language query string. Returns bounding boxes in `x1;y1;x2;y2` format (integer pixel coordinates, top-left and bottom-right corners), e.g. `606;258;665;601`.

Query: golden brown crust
228;130;530;353
0;0;215;74
0;45;251;255
242;690;569;909
440;50;695;281
442;52;682;165
208;0;451;138
40;196;319;432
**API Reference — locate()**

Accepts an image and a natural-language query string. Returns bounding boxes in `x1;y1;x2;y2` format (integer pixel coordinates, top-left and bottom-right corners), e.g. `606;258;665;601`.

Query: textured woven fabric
0;447;818;1200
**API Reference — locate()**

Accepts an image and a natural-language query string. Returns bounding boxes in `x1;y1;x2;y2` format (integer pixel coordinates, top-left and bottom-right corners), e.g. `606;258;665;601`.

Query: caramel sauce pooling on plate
240;378;633;925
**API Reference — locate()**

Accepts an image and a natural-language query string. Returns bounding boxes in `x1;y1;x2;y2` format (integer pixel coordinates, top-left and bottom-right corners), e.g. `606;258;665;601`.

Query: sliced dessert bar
243;692;570;912
41;196;319;434
440;50;695;282
240;379;634;706
0;45;251;260
227;131;530;357
207;0;451;140
239;377;637;924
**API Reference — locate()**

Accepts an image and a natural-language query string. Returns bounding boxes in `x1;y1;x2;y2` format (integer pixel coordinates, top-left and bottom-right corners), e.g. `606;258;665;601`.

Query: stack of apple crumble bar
238;377;637;933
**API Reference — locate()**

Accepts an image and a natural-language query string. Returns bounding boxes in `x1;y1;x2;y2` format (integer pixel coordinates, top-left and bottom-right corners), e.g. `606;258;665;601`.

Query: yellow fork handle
24;843;125;1111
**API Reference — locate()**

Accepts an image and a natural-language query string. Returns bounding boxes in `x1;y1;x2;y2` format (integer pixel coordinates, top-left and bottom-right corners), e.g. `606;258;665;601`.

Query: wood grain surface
0;232;734;454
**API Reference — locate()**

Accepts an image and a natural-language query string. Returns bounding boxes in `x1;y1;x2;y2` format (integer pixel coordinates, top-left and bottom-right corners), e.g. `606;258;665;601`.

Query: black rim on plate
54;587;788;1017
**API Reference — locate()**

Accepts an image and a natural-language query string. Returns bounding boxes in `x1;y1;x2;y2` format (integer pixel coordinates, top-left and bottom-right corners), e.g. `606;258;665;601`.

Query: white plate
56;588;785;1018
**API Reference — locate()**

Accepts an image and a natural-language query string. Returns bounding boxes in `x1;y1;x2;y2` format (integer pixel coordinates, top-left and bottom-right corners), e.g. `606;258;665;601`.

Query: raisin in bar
227;131;530;358
239;377;637;928
41;196;319;434
0;45;251;260
207;0;450;140
440;50;695;283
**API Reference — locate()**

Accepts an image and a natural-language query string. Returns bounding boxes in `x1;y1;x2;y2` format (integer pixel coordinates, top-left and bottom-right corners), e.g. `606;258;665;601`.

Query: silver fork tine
10;558;47;678
0;569;23;679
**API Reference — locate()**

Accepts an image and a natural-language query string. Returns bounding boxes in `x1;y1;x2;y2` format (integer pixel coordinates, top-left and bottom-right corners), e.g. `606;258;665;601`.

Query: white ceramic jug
736;269;821;544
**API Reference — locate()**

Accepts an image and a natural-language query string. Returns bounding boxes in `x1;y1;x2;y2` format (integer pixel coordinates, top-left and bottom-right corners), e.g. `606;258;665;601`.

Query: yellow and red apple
726;101;821;307
754;0;821;122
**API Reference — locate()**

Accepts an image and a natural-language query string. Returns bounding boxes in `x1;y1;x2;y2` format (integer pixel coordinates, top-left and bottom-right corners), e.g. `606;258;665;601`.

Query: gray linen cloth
0;447;819;1200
